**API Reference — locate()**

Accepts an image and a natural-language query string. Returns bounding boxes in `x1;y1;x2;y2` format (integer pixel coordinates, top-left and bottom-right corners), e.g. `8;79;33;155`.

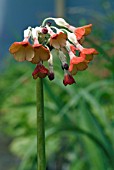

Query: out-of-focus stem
36;78;46;170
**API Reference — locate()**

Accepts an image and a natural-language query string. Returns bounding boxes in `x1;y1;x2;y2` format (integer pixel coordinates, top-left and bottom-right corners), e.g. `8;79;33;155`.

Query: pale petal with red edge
38;46;50;61
50;32;67;49
31;44;42;64
9;42;21;54
31;44;50;64
13;47;26;62
31;51;40;64
58;32;67;40
58;38;66;47
25;45;34;61
9;41;34;62
50;38;60;49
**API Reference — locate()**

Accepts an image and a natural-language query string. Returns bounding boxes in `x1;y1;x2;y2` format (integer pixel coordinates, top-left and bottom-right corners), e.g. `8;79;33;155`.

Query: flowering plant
9;17;98;170
9;17;98;86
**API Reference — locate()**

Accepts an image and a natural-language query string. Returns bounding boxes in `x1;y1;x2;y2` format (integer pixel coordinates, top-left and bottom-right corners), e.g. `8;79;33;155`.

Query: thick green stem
36;78;46;170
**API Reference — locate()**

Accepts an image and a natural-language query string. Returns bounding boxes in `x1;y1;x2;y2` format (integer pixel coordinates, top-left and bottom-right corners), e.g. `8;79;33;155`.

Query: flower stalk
36;78;46;170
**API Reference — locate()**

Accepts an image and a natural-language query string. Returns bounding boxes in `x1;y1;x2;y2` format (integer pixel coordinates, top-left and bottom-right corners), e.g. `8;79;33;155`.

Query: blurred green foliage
0;1;114;170
0;45;114;170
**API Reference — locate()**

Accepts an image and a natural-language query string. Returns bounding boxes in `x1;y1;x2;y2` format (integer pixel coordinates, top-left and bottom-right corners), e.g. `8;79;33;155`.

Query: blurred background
0;0;114;170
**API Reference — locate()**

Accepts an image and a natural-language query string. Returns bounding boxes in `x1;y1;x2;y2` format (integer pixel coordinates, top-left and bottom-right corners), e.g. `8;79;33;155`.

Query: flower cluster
9;17;98;86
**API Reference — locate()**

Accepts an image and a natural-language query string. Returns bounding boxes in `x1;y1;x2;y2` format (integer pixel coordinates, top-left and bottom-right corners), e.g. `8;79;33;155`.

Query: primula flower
69;51;88;75
50;32;67;49
31;39;50;64
9;40;34;62
9;27;34;62
32;63;49;79
30;28;50;64
69;57;88;75
68;24;92;41
80;48;98;62
46;25;67;49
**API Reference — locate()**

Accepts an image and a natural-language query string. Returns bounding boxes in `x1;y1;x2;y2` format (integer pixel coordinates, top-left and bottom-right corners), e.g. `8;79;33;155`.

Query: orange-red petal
9;42;22;54
82;48;98;55
70;45;77;54
74;27;85;40
69;57;88;75
71;56;85;64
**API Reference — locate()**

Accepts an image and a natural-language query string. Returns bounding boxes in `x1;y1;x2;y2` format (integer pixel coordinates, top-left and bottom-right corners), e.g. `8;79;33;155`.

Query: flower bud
48;72;54;80
42;27;48;34
63;72;76;86
62;63;69;70
32;28;38;39
53;18;69;27
24;27;32;38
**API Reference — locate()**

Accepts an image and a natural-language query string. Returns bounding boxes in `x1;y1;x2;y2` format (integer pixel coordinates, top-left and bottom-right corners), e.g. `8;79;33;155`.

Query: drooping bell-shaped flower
9;27;34;62
68;24;92;41
31;28;50;64
46;25;67;50
68;50;88;75
80;48;98;62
